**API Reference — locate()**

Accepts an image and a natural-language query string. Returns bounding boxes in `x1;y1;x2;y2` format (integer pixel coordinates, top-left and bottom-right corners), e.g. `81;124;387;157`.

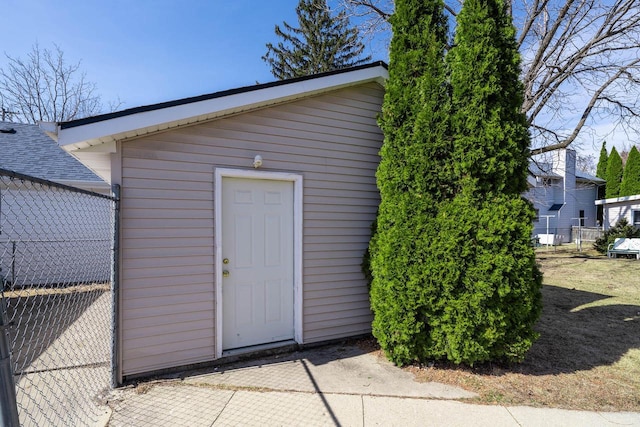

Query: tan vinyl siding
119;82;383;375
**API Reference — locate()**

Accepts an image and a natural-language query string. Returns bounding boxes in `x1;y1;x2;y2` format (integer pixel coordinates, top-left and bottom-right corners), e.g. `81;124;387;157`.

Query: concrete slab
508;406;640;427
23;292;111;372
363;396;518;427
214;390;363;427
108;385;233;427
187;358;316;392
102;382;640;426
11;290;112;426
598;411;640;426
307;348;475;399
186;343;475;399
103;342;640;426
16;366;111;427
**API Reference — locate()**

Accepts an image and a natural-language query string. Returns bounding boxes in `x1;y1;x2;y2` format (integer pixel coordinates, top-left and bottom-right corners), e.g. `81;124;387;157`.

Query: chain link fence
0;168;117;426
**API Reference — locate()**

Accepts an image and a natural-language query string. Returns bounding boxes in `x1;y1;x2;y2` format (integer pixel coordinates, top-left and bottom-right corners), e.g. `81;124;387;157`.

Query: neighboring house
0;121;110;193
48;62;388;382
524;149;604;244
595;194;640;230
0;121;111;286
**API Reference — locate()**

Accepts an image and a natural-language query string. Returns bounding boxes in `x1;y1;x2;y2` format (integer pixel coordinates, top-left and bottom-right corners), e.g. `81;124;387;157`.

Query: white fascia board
595;193;640;205
58;66;388;151
39;121;59;141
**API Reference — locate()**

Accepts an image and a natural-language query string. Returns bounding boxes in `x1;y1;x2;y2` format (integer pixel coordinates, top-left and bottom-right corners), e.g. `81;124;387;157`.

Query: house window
633;211;640;228
579;210;585;227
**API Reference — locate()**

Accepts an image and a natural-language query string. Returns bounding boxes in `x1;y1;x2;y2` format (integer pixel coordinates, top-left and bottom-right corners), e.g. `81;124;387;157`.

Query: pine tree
605;147;623;198
430;0;542;364
596;141;608;179
263;0;371;80
369;0;453;365
620;146;640;196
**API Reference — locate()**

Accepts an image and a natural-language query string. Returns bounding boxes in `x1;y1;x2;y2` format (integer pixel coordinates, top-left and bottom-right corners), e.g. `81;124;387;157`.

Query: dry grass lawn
403;246;640;411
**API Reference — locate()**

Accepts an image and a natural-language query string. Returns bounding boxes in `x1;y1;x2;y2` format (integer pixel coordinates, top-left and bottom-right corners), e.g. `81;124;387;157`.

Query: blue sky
0;1;630;160
0;0;386;110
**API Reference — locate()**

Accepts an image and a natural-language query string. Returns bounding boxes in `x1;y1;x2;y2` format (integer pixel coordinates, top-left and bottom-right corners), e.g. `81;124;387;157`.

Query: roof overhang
576;174;605;184
595;193;640;206
48;62;388;152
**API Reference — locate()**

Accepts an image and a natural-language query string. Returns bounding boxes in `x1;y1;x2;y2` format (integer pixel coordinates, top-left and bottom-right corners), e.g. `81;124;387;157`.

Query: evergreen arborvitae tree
263;0;371;79
369;0;454;365
595;141;608;218
596;141;608;179
449;0;530;195
620;146;640;196
605;147;623;198
432;0;542;364
369;0;542;366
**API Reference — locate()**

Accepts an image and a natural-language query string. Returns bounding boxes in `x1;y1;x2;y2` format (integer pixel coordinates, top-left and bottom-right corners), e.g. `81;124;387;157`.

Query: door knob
223;270;230;277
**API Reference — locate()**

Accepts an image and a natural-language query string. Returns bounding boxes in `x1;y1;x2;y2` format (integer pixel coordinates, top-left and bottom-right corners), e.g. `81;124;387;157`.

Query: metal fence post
111;184;121;388
10;242;15;287
0;294;20;427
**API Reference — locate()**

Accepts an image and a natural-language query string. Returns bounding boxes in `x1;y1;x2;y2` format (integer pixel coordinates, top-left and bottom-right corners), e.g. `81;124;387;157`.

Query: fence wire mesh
0;168;115;426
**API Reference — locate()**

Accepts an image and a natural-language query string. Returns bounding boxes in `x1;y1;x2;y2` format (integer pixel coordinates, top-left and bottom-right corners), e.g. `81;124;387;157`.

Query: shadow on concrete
300;359;342;426
199;340;369;374
2;285;113;426
4;286;108;373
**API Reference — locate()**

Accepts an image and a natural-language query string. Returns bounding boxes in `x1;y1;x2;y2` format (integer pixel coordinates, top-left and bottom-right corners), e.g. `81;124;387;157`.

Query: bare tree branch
337;0;640;154
532;57;640;154
0;43;106;123
341;0;392;19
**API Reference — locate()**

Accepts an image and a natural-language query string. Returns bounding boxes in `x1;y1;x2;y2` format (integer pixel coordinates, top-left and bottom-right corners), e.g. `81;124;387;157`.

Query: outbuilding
595;194;640;230
48;62;388;383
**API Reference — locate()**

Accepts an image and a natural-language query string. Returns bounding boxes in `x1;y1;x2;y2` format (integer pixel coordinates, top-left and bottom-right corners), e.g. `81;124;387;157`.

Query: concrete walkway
104;343;640;426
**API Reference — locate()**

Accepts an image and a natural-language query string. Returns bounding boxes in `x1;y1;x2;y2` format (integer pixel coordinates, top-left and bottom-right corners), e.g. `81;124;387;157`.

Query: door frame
214;167;303;358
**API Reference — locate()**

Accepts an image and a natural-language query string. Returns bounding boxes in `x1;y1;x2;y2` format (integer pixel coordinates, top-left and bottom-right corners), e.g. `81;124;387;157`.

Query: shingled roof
0;121;102;183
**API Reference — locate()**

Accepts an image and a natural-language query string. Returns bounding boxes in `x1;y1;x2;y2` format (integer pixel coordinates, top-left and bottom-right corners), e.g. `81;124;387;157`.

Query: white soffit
57;65;388;151
595;193;640;205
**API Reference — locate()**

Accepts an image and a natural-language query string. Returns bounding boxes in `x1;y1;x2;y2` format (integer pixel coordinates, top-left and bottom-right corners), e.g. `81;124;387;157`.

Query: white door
221;177;294;350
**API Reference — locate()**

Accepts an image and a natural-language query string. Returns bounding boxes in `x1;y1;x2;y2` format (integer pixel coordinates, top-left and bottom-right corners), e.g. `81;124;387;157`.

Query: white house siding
118;83;384;376
526;184;600;242
0;185;112;287
601;198;640;229
527;185;557;236
527;184;598;240
574;183;599;227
